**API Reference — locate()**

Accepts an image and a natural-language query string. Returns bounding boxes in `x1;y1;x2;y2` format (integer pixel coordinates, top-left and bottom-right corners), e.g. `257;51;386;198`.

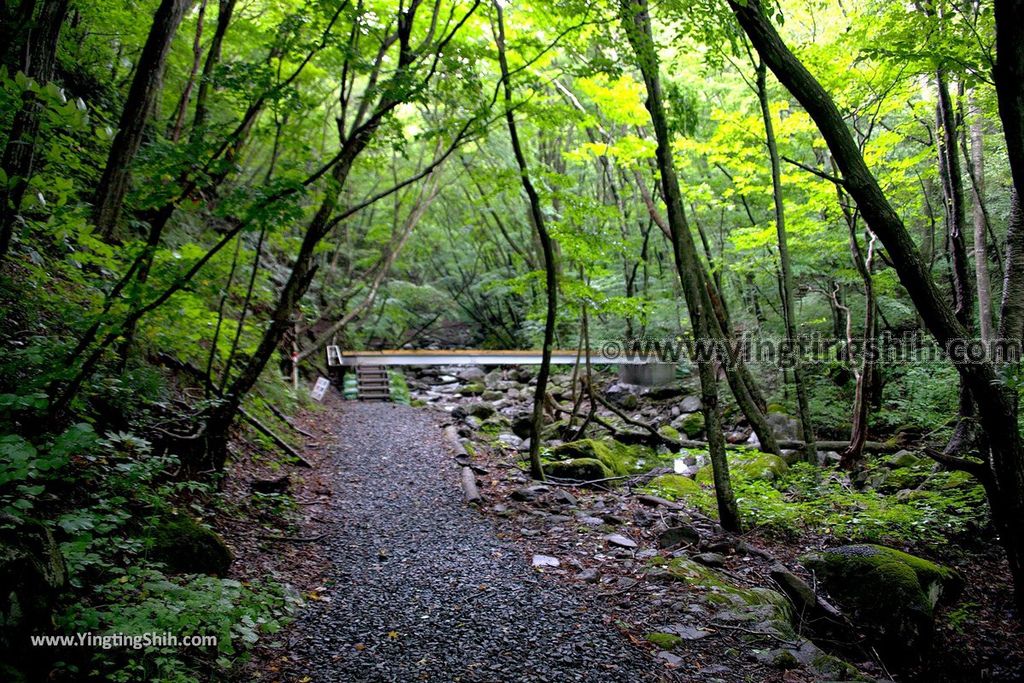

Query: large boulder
147;512;233;576
544;458;613;482
466;401;496;419
801;544;962;661
550;438;657;476
672;412;705;438
643;474;705;503
695;450;788;483
457;366;486;382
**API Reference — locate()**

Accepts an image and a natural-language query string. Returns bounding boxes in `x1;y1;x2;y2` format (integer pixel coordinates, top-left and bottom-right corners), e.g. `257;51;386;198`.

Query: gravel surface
283;402;668;682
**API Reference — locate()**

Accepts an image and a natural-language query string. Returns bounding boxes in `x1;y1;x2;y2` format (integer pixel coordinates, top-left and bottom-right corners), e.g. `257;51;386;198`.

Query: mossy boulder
461;382;486;396
665;557;793;633
657;424;681;441
551;438;658;476
467;401;496;418
801;544;962;660
540;419;570;441
678;412;705;438
147;513;233;576
544;458;613;482
884;449;926;469
643;474;704;503
696;450;788;484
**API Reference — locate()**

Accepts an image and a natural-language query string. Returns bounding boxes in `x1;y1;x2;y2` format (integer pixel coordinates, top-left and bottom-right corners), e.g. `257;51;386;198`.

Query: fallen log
444;425;468;457
262;399;316;438
777;439;892;453
461;466;482;504
239;406;313;468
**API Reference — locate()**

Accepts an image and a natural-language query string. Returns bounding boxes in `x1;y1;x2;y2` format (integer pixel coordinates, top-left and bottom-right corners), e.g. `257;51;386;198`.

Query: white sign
311;376;330;401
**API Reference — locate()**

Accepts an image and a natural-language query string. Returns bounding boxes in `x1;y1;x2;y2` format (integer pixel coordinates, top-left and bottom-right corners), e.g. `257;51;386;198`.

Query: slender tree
620;0;740;531
754;59;815;462
493;0;553;481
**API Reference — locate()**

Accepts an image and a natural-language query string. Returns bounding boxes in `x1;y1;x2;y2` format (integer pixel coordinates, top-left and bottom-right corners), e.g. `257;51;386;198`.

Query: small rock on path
282;403;668;682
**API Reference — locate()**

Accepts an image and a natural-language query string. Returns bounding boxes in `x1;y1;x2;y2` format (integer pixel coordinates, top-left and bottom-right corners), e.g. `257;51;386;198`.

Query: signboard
311;376;330;401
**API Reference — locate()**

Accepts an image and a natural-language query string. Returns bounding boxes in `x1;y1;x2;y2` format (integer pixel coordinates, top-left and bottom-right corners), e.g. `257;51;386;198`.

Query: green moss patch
645;632;682;649
695;450;788;484
544;458;613;481
642;474;706;504
678;412;705;438
550;438;662;476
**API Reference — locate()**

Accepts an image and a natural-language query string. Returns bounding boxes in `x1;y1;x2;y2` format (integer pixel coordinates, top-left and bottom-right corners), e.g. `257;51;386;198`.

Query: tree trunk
92;0;190;239
0;0;70;258
190;0;236;138
755;60;815;463
1001;190;1024;350
936;69;978;452
168;0;207;142
732;0;1024;613
837;198;876;469
969;95;994;347
495;1;552;482
621;0;740;531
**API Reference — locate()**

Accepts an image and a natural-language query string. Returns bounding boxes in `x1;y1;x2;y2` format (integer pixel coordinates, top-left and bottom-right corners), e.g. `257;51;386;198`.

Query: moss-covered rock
657;424;681;441
695;450;788;484
678;412;705;438
147;512;233;576
543;458;613;482
800;544;962;660
540;419;570;441
461;382;485;396
665;557;793;631
467;401;495;418
551;438;659;476
660;555;865;679
645;632;682;649
643;474;704;503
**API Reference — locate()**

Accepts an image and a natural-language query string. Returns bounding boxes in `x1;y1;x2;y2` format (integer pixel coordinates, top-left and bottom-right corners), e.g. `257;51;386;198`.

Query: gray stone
692;552;727;568
510;485;549;502
576;568;600;583
552;490;578;507
467;402;496;419
457;366;486;381
679;395;702;413
767;411;799;440
531;554;560;567
663;623;713;640
658;525;701;549
497;433;522;448
656;651;683;667
604;533;638;549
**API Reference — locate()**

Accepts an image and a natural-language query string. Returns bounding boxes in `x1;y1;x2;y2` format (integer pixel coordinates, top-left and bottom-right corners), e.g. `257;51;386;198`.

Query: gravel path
284;402;667;682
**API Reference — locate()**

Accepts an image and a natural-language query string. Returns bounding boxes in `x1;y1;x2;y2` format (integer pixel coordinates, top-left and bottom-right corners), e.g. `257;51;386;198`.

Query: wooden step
355;365;391;401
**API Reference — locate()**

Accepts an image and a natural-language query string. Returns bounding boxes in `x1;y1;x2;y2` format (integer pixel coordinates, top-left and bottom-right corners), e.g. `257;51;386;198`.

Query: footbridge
325;346;656;367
